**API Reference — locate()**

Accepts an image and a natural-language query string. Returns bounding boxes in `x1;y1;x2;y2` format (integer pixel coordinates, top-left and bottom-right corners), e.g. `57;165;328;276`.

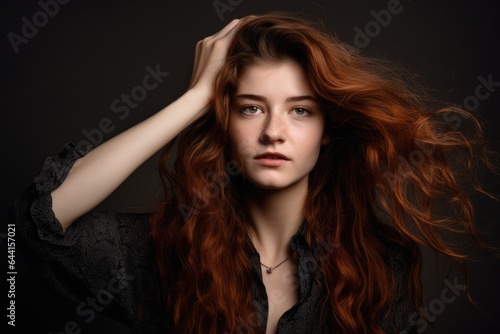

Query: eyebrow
233;94;318;103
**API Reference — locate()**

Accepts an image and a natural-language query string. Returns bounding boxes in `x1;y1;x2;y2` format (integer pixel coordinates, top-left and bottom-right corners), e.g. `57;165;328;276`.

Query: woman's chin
245;176;306;192
245;178;288;191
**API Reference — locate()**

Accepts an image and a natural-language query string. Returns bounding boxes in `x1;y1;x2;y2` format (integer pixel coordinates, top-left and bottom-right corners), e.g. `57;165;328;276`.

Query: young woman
13;13;497;334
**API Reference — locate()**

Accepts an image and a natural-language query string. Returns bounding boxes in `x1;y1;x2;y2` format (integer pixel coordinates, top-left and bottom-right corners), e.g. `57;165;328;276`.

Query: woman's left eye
292;108;310;116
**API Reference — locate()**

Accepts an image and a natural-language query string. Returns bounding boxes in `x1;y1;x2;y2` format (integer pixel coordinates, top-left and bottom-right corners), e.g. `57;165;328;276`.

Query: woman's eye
292;108;310;116
241;106;262;114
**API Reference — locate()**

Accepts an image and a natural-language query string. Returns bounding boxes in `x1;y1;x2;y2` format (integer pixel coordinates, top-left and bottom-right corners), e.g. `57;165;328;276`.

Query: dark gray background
3;0;500;333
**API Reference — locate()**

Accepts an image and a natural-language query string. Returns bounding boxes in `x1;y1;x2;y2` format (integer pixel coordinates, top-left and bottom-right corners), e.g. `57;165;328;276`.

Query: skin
229;59;330;333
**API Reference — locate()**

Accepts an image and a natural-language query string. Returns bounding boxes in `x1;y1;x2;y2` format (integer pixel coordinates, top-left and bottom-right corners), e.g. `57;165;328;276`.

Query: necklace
260;254;293;274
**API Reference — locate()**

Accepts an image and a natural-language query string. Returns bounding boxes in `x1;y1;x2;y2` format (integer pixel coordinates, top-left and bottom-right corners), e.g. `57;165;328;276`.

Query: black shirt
12;143;418;333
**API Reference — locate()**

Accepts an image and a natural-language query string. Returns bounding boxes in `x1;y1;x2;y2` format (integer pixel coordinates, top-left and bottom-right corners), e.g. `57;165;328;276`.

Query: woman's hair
150;13;498;333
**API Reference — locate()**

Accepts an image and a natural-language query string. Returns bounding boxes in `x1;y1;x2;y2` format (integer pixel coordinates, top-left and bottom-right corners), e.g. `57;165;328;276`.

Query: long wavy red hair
150;13;498;333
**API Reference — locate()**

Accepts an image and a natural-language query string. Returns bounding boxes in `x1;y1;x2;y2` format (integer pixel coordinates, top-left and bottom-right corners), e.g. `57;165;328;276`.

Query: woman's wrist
182;85;213;116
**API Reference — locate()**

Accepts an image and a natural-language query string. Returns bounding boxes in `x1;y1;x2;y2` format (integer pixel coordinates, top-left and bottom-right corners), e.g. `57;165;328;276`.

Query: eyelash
240;105;311;116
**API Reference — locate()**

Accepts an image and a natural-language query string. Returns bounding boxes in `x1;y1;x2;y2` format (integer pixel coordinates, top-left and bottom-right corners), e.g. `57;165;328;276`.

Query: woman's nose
259;112;286;144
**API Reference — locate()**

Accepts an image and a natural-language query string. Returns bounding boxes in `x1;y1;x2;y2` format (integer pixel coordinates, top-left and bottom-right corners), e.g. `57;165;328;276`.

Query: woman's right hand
188;18;242;97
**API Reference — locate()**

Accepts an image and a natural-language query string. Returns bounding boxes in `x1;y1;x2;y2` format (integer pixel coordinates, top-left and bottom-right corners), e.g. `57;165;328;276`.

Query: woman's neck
244;177;307;265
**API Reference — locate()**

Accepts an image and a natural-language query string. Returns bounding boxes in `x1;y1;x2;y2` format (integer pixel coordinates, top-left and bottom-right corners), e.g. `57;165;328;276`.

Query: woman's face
229;59;330;190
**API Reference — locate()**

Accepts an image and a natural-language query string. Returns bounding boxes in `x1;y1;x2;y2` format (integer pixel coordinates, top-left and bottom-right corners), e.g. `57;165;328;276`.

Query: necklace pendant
266;267;273;274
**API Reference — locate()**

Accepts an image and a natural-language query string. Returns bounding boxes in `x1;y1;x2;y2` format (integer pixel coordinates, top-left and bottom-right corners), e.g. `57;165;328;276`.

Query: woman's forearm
51;87;210;230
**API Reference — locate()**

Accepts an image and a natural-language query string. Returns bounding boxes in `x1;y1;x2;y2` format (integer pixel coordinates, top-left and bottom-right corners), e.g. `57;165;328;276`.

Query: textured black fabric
12;143;418;333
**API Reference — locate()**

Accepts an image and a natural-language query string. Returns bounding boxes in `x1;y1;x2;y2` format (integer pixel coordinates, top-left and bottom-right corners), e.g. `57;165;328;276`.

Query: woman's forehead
234;60;315;99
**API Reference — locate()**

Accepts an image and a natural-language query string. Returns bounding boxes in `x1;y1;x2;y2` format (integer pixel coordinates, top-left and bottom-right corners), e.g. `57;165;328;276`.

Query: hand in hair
189;18;241;94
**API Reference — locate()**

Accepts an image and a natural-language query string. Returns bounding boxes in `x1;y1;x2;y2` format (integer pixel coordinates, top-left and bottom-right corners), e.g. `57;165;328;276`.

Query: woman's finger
210;18;241;39
188;16;255;89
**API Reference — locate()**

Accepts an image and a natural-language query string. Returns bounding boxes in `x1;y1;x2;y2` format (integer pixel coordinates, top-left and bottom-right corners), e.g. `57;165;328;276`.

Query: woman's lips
254;152;290;167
